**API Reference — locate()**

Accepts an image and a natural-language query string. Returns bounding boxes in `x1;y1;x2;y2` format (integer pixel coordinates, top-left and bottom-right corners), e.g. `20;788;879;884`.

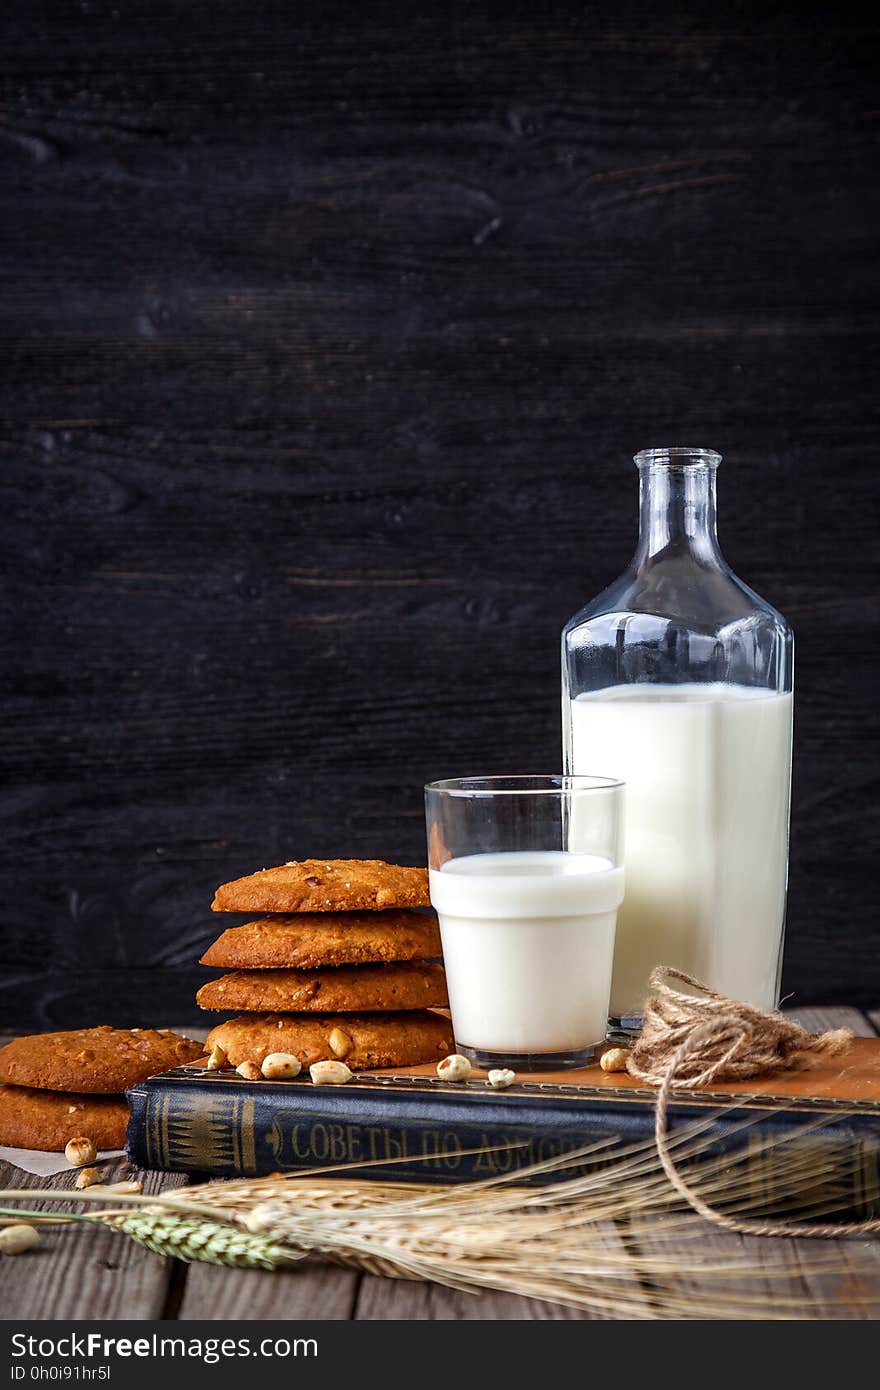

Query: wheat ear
106;1211;302;1269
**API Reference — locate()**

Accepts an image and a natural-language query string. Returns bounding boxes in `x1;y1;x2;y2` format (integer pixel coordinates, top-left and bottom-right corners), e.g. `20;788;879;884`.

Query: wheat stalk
0;1123;875;1318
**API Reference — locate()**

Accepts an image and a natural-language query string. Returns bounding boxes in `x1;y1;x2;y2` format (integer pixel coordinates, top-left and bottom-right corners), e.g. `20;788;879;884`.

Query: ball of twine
627;966;880;1239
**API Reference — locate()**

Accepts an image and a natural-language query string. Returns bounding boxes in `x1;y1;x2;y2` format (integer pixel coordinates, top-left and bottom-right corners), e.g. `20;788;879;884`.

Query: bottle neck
634;461;722;565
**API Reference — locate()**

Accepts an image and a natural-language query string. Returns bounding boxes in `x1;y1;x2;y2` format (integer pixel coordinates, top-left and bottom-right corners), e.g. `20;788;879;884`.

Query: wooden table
3;1008;879;1321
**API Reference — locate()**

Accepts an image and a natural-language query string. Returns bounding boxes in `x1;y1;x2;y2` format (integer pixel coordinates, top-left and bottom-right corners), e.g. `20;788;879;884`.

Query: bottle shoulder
563;555;792;693
563;555;791;640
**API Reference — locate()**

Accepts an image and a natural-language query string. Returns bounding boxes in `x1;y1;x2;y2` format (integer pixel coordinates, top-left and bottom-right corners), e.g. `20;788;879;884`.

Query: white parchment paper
0;1146;125;1178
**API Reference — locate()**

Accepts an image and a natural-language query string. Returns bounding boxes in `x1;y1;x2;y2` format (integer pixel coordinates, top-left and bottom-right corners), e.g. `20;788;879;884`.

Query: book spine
125;1078;880;1221
126;1081;599;1184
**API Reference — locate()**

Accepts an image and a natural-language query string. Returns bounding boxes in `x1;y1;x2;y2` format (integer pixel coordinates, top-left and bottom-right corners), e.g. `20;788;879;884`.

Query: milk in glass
429;851;624;1055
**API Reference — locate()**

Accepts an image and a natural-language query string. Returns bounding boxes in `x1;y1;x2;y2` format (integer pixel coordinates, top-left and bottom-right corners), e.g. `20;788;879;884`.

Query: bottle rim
634;446;722;468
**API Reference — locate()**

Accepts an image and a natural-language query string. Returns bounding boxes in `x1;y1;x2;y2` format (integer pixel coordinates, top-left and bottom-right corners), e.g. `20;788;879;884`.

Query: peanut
599;1047;631;1074
206;1044;228;1071
309;1060;353;1086
0;1224;39;1255
64;1137;97;1167
236;1060;263;1081
74;1167;103;1190
328;1027;353;1060
487;1068;516;1090
437;1054;472;1082
261;1052;302;1080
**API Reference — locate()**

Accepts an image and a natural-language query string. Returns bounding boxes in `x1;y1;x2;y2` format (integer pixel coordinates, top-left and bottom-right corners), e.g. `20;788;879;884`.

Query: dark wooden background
2;2;878;1028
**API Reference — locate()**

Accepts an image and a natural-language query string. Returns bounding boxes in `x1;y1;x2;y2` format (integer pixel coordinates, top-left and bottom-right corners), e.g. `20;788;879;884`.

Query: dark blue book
126;1041;880;1222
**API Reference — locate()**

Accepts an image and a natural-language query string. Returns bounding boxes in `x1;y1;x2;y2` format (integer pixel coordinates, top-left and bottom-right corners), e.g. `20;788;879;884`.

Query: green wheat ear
110;1211;299;1270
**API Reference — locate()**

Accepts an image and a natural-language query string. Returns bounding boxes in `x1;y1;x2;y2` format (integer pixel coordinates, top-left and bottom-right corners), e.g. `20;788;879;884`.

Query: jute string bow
626;967;880;1238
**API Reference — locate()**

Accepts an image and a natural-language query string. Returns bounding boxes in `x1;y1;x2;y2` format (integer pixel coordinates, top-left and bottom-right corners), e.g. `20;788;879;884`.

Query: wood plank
0;1157;189;1321
629;1214;880;1321
177;1261;359;1320
355;1277;598;1321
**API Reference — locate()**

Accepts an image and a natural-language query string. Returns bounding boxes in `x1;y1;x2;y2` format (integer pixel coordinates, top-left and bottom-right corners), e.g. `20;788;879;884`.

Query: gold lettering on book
264;1121;588;1173
363;1126;408;1160
289;1123;311;1160
283;1123;411;1165
419;1131;463;1169
472;1133;579;1174
240;1098;256;1173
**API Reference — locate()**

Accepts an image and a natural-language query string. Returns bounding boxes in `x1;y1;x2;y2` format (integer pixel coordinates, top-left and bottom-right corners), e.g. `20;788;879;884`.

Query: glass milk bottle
562;447;793;1032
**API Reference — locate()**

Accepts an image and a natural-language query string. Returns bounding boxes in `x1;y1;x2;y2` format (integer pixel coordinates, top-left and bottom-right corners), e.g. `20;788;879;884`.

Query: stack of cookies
198;858;453;1071
0;1027;204;1151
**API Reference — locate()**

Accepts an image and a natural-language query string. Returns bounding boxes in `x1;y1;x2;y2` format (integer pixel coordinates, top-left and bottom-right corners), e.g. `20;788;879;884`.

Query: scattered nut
309;1060;353;1086
437;1054;472;1082
487;1068;516;1090
0;1224;40;1255
236;1061;263;1081
599;1047;631;1074
74;1167;103;1190
103;1180;142;1195
261;1052;302;1080
65;1137;97;1168
206;1044;228;1071
328;1027;352;1060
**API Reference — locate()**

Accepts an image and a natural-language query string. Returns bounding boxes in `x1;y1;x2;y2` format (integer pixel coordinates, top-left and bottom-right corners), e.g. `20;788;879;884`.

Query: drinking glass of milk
562;446;794;1036
425;775;624;1070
